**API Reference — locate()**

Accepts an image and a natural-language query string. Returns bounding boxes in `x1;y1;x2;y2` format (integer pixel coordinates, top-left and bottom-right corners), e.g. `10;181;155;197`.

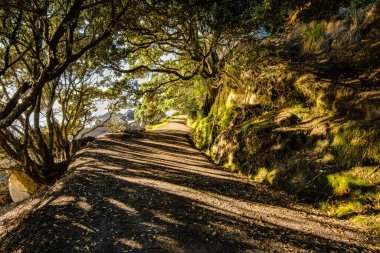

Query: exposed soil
0;116;378;252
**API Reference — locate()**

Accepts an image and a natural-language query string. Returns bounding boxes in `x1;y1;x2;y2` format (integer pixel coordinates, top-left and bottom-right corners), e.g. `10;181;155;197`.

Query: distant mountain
82;110;135;138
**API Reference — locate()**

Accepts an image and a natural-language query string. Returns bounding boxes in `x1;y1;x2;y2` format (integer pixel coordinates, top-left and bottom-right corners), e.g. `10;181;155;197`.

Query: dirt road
0;116;378;252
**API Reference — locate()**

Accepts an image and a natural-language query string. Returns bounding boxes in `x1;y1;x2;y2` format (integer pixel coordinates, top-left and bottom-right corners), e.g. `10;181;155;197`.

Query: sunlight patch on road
77;198;92;212
105;153;243;183
72;221;95;233
107;198;139;215
154;235;186;253
151;210;185;226
49;196;76;206
115;238;143;250
110;174;364;246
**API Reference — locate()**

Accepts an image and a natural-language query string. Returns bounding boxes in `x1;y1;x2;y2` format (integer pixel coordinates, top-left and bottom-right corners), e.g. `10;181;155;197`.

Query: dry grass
302;21;326;53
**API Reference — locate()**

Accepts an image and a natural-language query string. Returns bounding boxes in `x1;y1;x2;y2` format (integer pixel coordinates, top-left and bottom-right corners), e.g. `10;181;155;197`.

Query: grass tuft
303;21;325;53
327;173;373;196
332;120;380;167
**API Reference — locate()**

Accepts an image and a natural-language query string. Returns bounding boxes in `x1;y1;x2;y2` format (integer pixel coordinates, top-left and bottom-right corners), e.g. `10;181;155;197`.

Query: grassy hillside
189;1;380;234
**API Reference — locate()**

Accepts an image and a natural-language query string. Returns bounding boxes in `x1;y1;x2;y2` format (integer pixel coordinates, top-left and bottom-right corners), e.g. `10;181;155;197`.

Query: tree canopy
0;0;361;182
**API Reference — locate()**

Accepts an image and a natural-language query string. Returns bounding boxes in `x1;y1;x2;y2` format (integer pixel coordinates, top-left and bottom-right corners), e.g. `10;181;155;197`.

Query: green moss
313;168;380;224
192;97;239;151
192;115;214;150
219;107;237;132
186;117;196;128
249;167;278;185
242;119;276;135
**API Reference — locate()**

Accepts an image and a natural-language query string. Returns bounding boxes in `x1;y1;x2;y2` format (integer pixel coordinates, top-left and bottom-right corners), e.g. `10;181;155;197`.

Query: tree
0;0;128;183
105;0;355;117
135;74;207;122
0;0;128;128
0;0;350;183
106;0;261;116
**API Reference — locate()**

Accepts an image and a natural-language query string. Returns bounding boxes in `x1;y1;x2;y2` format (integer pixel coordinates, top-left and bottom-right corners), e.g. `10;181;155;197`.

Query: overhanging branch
109;65;198;81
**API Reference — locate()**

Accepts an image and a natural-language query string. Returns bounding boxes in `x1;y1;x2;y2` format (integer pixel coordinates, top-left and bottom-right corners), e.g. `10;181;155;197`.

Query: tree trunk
201;86;219;117
23;161;66;185
33;94;54;167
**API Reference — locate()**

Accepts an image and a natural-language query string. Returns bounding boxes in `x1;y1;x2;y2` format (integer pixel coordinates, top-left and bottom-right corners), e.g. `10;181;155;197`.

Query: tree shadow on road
0;129;377;252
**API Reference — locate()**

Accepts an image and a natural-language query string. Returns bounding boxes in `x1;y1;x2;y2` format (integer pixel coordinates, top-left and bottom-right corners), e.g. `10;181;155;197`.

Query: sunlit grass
349;2;360;28
248;167;278;185
327;173;372;196
332;120;380;167
320;200;364;218
146;115;179;130
223;162;239;172
351;214;380;235
265;169;278;185
186;117;196;128
317;165;380;231
302;21;325;53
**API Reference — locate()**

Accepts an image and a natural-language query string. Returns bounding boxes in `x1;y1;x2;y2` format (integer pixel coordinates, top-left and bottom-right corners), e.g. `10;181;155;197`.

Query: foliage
0;0;129;182
251;167;278;185
105;0;296;117
351;0;377;8
135;92;167;125
135;76;207;123
327;173;374;196
318;168;379;230
186;117;197;128
191;88;240;151
189;71;380;230
223;162;239;172
295;0;352;22
348;0;376;27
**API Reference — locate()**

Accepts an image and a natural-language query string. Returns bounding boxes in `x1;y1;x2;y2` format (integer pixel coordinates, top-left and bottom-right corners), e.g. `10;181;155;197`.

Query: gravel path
0;116;378;252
